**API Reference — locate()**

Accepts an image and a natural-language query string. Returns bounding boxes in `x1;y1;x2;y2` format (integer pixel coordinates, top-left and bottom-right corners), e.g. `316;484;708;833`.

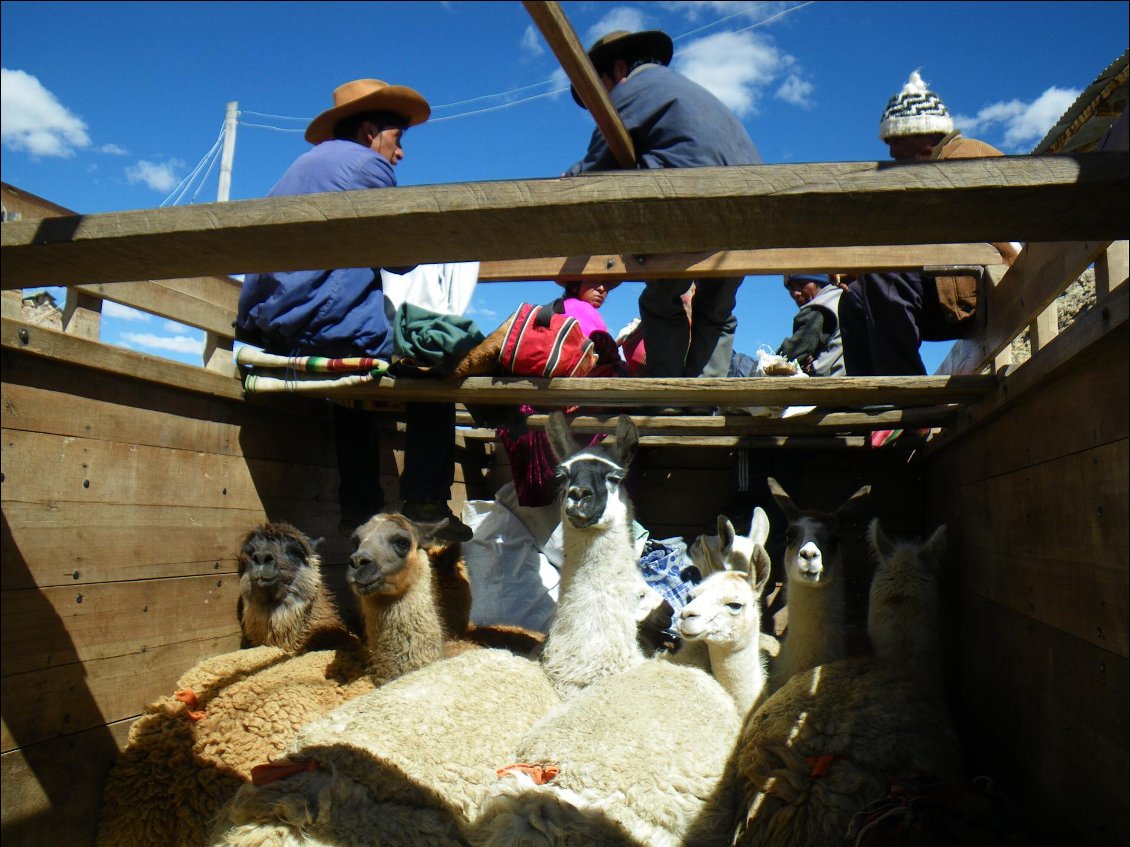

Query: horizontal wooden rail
4;155;1126;289
477;244;1007;281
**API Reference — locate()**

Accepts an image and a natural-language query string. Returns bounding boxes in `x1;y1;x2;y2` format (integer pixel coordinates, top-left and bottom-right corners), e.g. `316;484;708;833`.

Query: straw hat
571;29;673;108
305;78;431;144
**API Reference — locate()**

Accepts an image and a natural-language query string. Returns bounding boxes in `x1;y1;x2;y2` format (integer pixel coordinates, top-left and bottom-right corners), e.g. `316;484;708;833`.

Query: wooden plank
245;373;996;408
3;317;243;399
956;593;1128;847
1;720;131;847
477;244;1007;281
1;366;336;465
941;240;1110;375
956;440;1129;656
1095;239;1129;296
3;155;1126;288
73;278;239;338
523;1;636;168
1;502;253;589
1;634;239;751
1029;301;1059;352
1;575;241;675
62;289;101;340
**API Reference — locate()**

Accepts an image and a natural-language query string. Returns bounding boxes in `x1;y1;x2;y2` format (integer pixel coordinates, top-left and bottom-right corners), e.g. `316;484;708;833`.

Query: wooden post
522;1;636;169
1095;240;1129;297
63;289;102;340
1029;302;1059;355
217;101;238;203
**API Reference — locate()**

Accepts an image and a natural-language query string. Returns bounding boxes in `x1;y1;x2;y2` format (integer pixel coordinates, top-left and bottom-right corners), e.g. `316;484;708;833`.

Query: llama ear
749;507;771;547
835;484;872;524
716;515;736;559
614;414;639;468
922;524;947;571
766;477;799;521
546;410;576;462
868;517;895;560
750;545;773;596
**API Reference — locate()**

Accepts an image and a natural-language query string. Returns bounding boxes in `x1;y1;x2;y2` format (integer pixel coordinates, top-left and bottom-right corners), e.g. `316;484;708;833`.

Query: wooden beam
242;372;996;408
477;244;1007;281
939;239;1110;375
523;1;636;168
73;276;240;338
3;155;1126;289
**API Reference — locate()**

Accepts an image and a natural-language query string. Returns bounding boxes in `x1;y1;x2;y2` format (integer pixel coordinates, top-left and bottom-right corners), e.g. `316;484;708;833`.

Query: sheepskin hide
472;660;742;847
733;656;963;847
97;645;376;847
210;648;561;847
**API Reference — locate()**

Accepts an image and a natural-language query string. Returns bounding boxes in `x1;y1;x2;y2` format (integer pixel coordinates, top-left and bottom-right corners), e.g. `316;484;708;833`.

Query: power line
161;121;225;207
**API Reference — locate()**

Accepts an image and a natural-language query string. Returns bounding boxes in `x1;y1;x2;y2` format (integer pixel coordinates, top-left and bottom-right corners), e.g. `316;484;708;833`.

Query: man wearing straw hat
565;29;761;392
237;79;473;541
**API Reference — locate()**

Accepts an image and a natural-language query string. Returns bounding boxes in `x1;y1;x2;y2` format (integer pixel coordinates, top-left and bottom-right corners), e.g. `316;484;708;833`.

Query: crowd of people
235;27;1014;536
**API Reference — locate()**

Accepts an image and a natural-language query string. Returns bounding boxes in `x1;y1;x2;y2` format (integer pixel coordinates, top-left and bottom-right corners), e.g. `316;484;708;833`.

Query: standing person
564;29;762;385
236;78;472;541
838;72;1020;375
777;273;846;377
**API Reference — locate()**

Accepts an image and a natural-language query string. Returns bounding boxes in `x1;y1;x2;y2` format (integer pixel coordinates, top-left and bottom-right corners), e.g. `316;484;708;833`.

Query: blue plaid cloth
638;537;699;613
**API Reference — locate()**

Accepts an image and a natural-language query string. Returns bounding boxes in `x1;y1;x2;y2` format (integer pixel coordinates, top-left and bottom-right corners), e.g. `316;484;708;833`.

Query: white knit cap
878;71;954;141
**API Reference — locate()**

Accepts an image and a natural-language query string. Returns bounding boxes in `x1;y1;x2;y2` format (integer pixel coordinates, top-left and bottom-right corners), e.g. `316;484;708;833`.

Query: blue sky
3;1;1127;372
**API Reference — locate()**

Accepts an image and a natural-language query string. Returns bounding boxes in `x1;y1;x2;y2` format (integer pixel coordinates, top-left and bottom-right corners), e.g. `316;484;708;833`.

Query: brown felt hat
305;78;431;144
571;29;674;108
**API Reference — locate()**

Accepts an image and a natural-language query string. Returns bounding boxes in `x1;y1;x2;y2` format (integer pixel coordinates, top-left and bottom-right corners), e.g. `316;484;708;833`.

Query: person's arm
564;127;619;175
777;309;829;370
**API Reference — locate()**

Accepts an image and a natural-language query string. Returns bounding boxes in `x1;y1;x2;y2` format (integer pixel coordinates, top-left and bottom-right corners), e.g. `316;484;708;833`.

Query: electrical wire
161;121;225;207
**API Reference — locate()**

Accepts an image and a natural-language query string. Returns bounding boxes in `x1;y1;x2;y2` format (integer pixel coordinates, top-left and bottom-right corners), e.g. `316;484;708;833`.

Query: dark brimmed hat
305;78;431;144
785;274;831;288
571;29;674;108
556;279;622;291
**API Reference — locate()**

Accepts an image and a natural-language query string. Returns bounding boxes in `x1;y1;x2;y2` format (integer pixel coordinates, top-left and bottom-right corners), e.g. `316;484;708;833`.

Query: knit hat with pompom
879;71;953;141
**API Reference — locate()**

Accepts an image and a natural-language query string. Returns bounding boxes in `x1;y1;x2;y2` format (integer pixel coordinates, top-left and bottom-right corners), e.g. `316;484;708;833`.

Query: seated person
776;273;845;376
555;279;629;376
235;77;471;541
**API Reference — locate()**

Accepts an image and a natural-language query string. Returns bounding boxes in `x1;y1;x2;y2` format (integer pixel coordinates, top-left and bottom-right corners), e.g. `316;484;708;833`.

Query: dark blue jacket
566;63;761;174
237;139;398;357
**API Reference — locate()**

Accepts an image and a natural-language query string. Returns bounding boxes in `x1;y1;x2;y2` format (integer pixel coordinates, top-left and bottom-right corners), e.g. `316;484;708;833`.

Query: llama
867;519;948;697
97;513;453;847
237;522;357;653
537;411;651;697
470;414;743;847
732;656;963;847
768;476;870;690
677;508;774;713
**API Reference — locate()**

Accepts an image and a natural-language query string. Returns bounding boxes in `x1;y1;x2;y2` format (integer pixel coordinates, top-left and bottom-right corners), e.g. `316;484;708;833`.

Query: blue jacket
237;139;398;357
566;63;761;174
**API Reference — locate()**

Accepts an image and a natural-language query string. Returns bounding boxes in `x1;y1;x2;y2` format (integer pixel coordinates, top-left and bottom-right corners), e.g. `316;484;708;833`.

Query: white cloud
0;67;91;157
586;7;649;45
776;73;814;108
661;1;800;23
118;331;204;355
521;25;545;56
102;301;150;322
953;86;1080;151
126;159;184;193
98;143;128;155
673;31;788;117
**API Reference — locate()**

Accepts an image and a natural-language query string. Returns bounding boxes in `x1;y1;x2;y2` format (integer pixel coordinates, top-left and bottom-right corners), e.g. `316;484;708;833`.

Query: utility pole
217;101;238;202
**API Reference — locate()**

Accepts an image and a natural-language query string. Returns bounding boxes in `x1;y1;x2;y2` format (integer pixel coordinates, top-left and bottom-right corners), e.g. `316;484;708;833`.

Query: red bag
498;303;598;378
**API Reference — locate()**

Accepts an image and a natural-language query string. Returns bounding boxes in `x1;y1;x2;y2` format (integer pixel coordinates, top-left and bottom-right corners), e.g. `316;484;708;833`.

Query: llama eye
608;472;624;485
726;602;744;612
392;537;411;556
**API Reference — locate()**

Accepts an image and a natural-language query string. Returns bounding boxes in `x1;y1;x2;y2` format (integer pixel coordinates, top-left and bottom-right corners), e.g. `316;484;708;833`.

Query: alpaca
209;648;561;847
867;519;948;697
677;508;774;713
732;656;963;847
537;411;651;697
97;513;452;847
768;477;870;690
237;522;356;653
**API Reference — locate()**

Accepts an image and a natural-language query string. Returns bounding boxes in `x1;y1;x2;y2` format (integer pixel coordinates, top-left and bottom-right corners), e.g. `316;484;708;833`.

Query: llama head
238;522;323;608
678;509;773;646
347;513;426;600
768;477;870;587
868;518;947;596
546;411;638;530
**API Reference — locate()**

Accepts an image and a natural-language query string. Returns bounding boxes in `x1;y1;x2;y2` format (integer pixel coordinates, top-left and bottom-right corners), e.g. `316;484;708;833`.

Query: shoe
400;500;474;543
